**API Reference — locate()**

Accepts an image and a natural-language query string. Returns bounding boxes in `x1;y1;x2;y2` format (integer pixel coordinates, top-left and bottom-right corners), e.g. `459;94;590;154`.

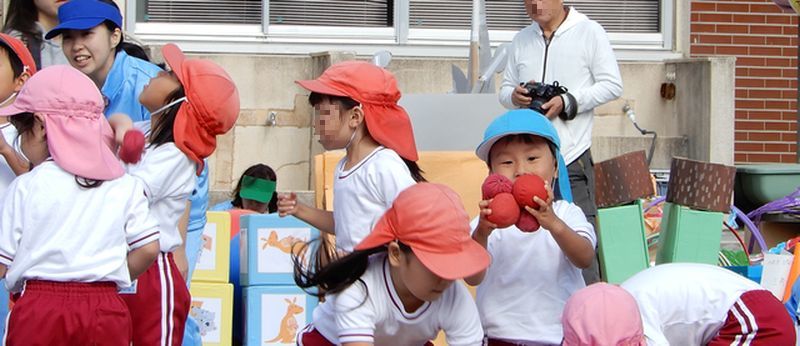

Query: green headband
239;176;276;203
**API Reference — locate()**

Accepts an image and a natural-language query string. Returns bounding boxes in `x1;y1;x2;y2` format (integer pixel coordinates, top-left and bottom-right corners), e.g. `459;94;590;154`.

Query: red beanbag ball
487;193;520;228
482;174;514;200
119;129;146;164
516;210;541;232
512;174;547;209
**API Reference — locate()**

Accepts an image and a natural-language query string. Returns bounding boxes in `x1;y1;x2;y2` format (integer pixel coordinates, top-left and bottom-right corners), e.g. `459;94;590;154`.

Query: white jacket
499;8;623;165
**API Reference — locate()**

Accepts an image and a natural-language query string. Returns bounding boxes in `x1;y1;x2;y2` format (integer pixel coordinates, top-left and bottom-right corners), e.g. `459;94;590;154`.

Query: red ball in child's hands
119;129;146;164
516;210;541;232
486;193;520;228
512;174;548;209
482;174;514;200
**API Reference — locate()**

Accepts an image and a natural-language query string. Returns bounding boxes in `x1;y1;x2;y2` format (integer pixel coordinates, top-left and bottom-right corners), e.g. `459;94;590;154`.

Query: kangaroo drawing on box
261;230;304;256
265;297;304;344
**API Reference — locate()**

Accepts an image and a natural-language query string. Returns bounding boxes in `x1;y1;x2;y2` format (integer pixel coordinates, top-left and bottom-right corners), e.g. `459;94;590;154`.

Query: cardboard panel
190;283;234;346
243;285;318;346
594;151;654;208
240;214;319;286
597;200;650;284
666;157;736;213
192;212;232;283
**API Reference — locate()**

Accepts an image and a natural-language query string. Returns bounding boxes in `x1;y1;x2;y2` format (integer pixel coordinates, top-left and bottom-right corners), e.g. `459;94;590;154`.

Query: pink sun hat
0;65;123;180
562;283;646;346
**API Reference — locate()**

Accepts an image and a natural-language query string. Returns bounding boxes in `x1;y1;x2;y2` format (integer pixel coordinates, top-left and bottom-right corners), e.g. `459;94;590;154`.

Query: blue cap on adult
45;0;123;40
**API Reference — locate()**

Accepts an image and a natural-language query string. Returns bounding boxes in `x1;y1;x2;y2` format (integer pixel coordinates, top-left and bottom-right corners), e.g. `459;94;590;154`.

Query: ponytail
402;158;426;183
293;238;412;299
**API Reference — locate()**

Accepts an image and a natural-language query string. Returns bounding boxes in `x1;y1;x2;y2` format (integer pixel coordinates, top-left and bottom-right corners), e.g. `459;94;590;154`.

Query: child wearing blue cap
45;0;161;121
466;109;596;345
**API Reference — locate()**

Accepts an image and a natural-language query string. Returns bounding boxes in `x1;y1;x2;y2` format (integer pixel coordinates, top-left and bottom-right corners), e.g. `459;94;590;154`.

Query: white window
129;0;673;56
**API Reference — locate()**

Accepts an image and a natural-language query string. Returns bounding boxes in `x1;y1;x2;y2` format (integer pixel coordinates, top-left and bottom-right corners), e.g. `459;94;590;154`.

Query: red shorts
708;289;796;345
5;280;131;346
296;325;435;346
121;252;190;346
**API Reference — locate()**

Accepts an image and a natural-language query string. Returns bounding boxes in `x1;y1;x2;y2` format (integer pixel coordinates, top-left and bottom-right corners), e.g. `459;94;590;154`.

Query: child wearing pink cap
0;65;160;345
121;43;239;346
294;183;489;346
561;283;646;346
621;263;795;345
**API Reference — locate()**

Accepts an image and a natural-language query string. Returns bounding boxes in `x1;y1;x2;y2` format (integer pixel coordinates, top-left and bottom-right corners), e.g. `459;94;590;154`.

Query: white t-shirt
126;143;196;253
332;146;415;251
312;254;484;346
0;123;18;195
0;161;159;292
473;200;595;344
621;263;763;346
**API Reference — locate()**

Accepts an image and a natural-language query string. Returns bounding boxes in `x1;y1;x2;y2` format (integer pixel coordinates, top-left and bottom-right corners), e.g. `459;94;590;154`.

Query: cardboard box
597;200;650;284
240;214;320;286
243;285;318;346
192;212;232;283
656;202;724;265
190;282;233;346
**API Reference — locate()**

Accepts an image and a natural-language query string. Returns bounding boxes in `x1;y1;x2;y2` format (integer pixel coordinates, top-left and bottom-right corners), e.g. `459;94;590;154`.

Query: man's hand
512;82;534;108
541;95;564;119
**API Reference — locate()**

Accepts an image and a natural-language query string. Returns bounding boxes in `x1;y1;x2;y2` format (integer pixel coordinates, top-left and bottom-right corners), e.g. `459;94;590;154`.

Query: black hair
10;113;103;188
231;163;278;213
3;0;41;58
0;42;26;78
308;92;427;182
486;134;558;168
96;0;151;61
293;239;412;300
148;86;185;148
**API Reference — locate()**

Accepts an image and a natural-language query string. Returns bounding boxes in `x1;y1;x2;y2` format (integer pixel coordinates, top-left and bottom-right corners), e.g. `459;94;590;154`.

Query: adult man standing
499;0;623;284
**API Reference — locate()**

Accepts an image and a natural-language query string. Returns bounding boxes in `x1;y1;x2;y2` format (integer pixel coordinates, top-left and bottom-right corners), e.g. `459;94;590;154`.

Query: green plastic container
656;202;723;265
597;200;650;284
735;164;800;208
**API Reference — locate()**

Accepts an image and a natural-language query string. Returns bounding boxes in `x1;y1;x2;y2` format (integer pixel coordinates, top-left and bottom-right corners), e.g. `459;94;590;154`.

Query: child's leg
122;252;191;346
708;289;796;345
5;281;131;346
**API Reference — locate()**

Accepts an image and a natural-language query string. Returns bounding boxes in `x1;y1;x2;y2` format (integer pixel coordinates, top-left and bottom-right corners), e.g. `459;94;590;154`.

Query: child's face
312;98;359;150
0;50;19;105
391;245;453;303
34;0;67;19
61;25;120;86
21;113;49;166
140;70;182;112
488;135;557;183
242;198;269;214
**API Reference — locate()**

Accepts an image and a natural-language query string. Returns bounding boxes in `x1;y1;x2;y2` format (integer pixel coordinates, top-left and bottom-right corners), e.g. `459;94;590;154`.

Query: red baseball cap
562;283;646;346
162;43;239;175
355;183;490;280
296;61;419;161
0;33;37;75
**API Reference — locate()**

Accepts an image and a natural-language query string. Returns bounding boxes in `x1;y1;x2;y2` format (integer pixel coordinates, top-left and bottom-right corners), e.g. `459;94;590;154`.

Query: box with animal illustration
240;214;319;286
189;282;233;346
192;212;231;283
243;285;318;346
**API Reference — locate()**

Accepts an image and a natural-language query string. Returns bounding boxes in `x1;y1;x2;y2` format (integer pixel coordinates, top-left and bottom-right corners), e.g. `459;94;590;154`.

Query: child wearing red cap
121;43;239;346
621;263;795;346
0;65;160;345
294;183;489;346
278;61;424;253
0;33;36;184
468;109;596;345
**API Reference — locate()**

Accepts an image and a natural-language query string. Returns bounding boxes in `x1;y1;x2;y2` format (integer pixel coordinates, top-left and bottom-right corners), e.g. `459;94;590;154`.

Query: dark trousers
565;149;600;284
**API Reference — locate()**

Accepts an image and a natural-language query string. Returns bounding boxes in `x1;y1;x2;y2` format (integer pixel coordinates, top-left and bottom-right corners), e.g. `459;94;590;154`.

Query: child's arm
128;241;160;280
0;264;6;278
465;199;497;286
108;113;134;147
0;134;30;176
174;200;191;279
527;182;594;268
277;192;335;234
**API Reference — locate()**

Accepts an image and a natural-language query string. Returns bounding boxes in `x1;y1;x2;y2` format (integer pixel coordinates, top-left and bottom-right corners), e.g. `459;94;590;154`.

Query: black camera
520;81;575;120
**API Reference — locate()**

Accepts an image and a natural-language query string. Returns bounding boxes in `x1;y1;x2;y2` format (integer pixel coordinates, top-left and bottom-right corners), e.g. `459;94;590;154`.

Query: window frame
127;0;675;56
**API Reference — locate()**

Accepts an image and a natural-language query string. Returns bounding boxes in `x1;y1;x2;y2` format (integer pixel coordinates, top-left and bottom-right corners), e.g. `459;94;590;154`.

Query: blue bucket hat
475;109;573;202
45;0;123;40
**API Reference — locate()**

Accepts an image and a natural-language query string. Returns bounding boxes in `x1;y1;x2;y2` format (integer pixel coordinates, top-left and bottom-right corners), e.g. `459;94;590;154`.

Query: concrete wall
144;51;737;203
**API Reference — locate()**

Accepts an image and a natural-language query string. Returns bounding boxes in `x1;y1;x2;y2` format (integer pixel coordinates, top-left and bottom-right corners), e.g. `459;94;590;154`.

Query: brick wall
691;0;798;163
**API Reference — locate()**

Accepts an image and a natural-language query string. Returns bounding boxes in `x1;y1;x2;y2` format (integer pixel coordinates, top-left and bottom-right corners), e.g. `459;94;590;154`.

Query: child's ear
13;71;30;92
348;106;364;128
387;241;402;267
33;113;46;138
111;28;123;49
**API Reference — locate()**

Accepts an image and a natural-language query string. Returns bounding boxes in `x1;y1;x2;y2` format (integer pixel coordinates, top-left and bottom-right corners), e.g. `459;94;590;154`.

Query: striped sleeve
125;179;160;250
0;179;24;266
557;201;596;248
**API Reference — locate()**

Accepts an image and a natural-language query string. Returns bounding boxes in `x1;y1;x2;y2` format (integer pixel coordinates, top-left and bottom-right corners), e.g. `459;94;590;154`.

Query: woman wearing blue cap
45;0;161;122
